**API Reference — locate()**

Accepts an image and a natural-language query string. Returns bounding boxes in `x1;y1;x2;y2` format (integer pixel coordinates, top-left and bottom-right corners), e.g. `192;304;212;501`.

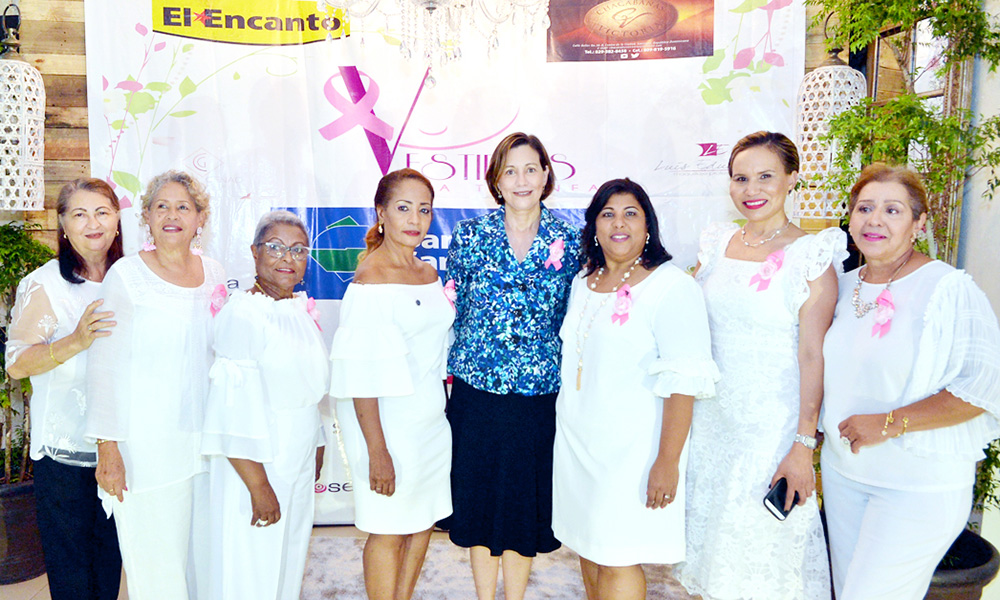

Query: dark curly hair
580;178;671;276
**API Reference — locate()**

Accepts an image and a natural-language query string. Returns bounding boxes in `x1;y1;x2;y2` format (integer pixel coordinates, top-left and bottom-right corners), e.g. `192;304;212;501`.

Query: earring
594;235;599;246
141;223;156;252
378;222;383;235
191;226;204;256
645;232;651;245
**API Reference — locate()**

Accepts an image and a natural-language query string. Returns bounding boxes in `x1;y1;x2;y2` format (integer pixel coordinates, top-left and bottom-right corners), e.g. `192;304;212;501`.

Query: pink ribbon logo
611;284;632;325
749;249;784;292
306;297;322;331
319;66;431;175
871;289;895;338
209;284;227;317
544;239;565;271
443;279;457;310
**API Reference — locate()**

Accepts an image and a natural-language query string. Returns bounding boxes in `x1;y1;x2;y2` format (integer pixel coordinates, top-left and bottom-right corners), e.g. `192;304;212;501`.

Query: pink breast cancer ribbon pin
443;279;457;310
749;249;784;292
871;289;895;338
209;284;227;317
611;284;632;325
544;238;565;271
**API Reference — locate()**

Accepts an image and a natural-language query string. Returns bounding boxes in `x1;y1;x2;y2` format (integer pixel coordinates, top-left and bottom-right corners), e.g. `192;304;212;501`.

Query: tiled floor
0;525;367;600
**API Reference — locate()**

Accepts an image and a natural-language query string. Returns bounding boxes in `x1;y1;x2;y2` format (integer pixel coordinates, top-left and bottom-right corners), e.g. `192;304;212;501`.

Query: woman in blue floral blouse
445;132;581;600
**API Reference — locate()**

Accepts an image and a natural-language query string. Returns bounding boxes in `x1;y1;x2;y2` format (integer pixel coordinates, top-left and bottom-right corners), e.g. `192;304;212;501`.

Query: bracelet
893;416;909;438
48;343;63;365
96;439;110;445
881;410;895;437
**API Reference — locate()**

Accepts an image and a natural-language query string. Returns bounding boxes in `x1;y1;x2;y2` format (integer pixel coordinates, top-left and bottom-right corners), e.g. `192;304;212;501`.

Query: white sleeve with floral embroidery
5;260;102;465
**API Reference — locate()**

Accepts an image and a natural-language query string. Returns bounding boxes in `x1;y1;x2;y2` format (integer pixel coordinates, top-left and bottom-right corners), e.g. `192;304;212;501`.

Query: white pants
112;478;194;600
821;460;971;600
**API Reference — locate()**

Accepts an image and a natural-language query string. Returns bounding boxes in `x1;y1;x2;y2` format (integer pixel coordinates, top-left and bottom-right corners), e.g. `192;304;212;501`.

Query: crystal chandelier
317;0;549;70
0;4;45;211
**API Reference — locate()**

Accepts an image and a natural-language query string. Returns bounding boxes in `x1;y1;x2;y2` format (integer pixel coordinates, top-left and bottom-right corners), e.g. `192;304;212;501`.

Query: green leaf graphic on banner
127;92;155;116
170;111;197;118
699;72;751;105
179;76;197;98
182;44;194;52
233;72;241;80
110;120;126;131
112;171;142;195
703;49;726;73
145;81;172;92
754;60;773;73
730;0;767;13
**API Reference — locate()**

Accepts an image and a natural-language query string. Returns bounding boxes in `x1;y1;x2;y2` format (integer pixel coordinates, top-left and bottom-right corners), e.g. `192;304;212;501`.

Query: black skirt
444;377;561;557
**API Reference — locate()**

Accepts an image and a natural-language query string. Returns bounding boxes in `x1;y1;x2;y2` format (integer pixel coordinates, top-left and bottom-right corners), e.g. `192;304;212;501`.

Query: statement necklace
575;257;641;390
741;221;790;247
851;250;913;318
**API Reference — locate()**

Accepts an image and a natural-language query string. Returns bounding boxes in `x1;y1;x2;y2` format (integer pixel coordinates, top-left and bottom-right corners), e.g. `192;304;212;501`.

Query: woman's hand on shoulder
770;443;815;511
70;299;116;352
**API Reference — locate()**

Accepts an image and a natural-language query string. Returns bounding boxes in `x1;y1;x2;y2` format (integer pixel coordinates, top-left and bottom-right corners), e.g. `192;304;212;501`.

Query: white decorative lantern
794;50;865;220
0;7;45;212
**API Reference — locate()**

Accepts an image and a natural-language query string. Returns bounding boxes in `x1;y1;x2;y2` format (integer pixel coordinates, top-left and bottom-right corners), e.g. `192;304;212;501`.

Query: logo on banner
152;0;349;45
697;142;729;157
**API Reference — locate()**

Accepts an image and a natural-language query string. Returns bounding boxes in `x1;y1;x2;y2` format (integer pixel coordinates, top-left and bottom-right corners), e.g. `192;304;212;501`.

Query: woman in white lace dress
202;211;328;600
822;164;1000;599
5;179;123;600
329;169;453;600
85;171;226;600
676;132;844;599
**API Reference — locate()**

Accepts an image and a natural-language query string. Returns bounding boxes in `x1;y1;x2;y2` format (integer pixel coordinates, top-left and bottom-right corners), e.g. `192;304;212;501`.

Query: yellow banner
151;0;349;45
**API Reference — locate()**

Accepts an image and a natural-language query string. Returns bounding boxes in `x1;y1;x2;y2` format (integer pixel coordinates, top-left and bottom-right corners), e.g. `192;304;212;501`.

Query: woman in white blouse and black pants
85;171;226;600
821;164;1000;599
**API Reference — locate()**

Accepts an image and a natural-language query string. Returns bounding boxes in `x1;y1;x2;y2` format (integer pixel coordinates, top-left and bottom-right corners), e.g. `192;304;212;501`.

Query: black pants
33;456;122;600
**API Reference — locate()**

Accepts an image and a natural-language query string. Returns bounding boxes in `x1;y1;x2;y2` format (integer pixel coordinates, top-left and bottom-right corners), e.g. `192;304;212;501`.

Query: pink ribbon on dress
611;284;632;325
871;289;895;338
544;239;565;271
306;297;322;331
749;249;785;292
443;279;457;310
209;284;227;317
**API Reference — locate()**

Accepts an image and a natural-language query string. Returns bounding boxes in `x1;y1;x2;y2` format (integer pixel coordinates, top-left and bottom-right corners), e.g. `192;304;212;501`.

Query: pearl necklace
741;221;790;247
575;257;641;391
851;250;913;318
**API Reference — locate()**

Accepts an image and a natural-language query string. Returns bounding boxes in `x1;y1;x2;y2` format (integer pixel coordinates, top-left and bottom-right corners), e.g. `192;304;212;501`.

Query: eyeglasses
259;241;311;261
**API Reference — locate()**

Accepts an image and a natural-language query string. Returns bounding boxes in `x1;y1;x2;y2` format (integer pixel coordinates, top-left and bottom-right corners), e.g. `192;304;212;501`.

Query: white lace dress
675;223;845;600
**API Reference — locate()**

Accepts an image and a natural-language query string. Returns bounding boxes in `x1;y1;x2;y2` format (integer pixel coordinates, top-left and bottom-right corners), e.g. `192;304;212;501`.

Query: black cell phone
763;477;800;521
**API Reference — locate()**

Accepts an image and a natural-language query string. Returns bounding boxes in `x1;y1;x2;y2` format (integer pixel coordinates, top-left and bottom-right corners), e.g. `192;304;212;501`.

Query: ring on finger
841;436;851;446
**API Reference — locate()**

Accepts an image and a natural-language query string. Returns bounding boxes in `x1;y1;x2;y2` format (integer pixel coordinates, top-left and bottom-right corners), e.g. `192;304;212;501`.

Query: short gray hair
140;170;211;218
253;210;309;246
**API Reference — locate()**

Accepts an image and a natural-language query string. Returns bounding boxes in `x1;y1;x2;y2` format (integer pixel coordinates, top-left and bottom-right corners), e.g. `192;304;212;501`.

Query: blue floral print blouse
446;205;581;396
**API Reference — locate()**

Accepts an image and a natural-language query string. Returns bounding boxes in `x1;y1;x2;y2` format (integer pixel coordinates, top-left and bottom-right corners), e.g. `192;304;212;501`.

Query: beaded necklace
574;257;641;390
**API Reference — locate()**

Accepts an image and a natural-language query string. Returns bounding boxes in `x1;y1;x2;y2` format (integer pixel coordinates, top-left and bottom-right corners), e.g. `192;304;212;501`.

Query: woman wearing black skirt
444;132;580;600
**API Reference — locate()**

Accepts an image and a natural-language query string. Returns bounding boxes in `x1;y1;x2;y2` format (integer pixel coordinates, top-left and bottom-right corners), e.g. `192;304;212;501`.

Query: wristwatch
794;433;818;450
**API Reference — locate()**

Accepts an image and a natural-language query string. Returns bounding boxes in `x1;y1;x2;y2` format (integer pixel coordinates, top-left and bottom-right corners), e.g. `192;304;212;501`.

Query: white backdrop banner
85;0;805;524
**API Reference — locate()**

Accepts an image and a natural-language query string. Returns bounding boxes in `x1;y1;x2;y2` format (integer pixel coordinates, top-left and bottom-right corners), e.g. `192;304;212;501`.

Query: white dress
675;224;845;600
329;282;454;534
552;264;718;567
6;260;101;465
202;291;329;600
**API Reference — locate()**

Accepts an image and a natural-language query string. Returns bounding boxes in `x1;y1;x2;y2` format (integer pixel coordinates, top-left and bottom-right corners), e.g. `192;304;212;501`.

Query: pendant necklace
575;257;641;391
741;221;790;248
851;250;913;318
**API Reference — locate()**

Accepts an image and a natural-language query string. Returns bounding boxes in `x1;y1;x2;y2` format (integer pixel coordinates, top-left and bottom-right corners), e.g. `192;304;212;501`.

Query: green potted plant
0;220;54;583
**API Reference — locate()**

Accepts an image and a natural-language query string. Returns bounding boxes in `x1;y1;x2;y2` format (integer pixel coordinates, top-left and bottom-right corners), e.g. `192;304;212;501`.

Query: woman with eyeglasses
201;210;329;600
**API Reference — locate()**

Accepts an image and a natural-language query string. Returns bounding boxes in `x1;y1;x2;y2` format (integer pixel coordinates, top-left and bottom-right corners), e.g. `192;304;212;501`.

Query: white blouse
85;254;226;493
6;260;101;466
822;261;1000;491
201;291;329;462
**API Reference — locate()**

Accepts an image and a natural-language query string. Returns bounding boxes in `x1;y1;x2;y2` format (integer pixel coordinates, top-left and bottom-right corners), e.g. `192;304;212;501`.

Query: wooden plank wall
19;0;87;249
14;1;832;250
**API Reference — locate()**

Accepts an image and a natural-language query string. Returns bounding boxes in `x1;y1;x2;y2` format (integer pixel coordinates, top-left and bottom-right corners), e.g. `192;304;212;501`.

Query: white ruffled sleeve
694;222;738;283
900;270;1000;460
85;266;133;441
646;270;720;399
329;285;415;399
5;270;57;366
784;227;848;315
201;293;273;462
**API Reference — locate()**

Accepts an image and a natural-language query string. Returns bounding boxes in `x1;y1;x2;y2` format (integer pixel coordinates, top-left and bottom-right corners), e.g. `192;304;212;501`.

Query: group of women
6;129;1000;600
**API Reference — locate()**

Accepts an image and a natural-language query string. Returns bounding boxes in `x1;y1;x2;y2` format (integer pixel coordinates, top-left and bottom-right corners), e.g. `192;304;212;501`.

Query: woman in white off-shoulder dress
676;132;844;600
329;169;453;600
202;211;328;600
